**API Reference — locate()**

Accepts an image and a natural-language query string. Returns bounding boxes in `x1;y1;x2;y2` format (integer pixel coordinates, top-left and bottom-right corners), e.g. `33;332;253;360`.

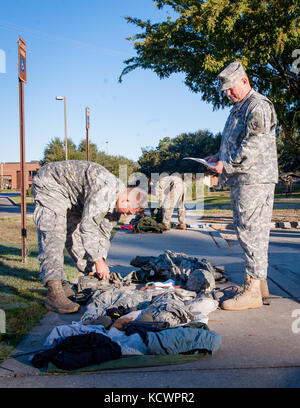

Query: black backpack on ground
31;332;122;370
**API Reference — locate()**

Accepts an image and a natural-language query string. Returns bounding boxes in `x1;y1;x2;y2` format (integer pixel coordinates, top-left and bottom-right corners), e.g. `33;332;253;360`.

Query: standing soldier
32;161;146;314
205;61;278;310
155;173;187;230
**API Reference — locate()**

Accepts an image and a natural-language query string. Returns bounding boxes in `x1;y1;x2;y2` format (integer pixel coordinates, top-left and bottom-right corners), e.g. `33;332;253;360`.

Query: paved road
0;193;34;218
0;192;20;197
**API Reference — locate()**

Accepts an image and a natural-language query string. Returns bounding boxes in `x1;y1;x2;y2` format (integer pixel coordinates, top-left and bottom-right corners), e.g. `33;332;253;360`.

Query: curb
210;221;300;230
209;223;234;230
0;196;18;206
173;220;300;231
274;221;300;229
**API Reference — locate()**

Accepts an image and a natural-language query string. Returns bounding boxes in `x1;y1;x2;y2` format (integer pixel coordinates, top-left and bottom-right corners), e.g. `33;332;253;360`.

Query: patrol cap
218;61;247;91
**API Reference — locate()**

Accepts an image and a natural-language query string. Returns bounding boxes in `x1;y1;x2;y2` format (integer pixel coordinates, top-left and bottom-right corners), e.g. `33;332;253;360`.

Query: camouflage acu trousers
230;183;275;279
163;206;186;226
159;183;186;225
33;204;95;285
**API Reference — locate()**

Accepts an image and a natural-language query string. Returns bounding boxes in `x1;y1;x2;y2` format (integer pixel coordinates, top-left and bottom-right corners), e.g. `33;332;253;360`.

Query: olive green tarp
47;352;206;373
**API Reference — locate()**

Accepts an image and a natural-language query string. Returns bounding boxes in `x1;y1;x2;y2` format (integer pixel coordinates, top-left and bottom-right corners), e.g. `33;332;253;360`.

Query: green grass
204;188;300;207
204;193;231;206
150;188;300;222
198;208;300;223
275;190;300;200
275;183;300;197
0;217;81;364
0;217;47;363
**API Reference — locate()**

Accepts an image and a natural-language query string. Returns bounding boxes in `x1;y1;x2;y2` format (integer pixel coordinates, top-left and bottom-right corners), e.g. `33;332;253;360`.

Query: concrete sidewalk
0;221;300;388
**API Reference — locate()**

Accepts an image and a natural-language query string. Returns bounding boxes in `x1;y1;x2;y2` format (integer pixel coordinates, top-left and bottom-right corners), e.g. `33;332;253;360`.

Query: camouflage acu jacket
32;161;125;261
218;89;278;187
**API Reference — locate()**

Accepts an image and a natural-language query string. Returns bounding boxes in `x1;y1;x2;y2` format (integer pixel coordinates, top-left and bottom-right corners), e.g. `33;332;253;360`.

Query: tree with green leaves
277;132;300;173
120;0;300;153
41;138;82;164
41;138;66;164
41;138;138;179
139;129;222;176
78;140;99;162
96;151;139;178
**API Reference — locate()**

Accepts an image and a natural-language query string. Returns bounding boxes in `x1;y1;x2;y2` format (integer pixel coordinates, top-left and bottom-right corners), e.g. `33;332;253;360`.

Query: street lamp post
56;96;68;160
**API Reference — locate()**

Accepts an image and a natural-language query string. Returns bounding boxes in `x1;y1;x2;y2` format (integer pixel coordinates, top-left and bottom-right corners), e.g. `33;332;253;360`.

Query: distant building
0;161;41;190
204;174;219;189
133;161;141;169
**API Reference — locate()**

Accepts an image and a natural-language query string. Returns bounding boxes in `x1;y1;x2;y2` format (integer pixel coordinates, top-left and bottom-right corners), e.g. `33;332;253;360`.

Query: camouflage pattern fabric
216;90;278;280
155;175;186;225
218;61;247;91
32;161;125;285
130;250;224;287
65;206;96;274
33;204;67;284
231;183;275;279
218;89;278;188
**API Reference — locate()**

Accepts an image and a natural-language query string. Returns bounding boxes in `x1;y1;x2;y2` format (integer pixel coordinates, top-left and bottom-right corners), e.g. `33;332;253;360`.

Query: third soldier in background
155;174;187;230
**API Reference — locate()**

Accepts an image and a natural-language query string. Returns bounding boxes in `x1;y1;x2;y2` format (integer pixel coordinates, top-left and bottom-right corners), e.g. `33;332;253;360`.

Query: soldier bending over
32;161;146;314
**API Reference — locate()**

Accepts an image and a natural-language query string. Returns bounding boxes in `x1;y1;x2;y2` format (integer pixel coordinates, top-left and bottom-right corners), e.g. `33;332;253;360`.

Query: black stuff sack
32;332;122;370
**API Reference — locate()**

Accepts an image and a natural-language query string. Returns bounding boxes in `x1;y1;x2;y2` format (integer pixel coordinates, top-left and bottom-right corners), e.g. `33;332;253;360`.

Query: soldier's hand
207;160;225;174
94;258;110;280
204;155;219;164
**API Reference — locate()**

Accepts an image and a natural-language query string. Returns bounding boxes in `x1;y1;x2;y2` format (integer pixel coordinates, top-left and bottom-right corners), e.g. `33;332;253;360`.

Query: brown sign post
18;36;27;83
18;36;27;263
86;107;90;161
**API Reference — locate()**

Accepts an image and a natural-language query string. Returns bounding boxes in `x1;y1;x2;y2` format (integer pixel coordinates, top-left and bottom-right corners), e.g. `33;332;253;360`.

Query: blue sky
0;0;230;163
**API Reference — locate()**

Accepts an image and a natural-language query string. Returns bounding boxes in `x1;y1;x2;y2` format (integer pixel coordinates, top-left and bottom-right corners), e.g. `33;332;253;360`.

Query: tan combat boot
221;274;263;311
260;278;269;298
45;280;80;314
176;224;187;230
231;278;269;297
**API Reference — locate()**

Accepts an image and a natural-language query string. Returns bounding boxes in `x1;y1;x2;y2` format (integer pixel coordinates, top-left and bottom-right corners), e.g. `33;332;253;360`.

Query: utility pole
64;96;67;160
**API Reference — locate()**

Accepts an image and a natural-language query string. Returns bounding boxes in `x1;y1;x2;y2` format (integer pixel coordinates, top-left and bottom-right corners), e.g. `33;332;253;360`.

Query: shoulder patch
248;111;264;133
